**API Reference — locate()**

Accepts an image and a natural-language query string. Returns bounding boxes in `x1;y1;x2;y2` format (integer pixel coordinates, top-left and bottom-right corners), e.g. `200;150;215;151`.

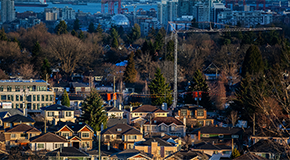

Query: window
129;135;137;139
7;86;12;92
41;95;44;101
82;142;90;148
37;95;40;101
62;133;70;138
1;95;6;101
170;126;175;131
0;86;3;91
160;125;166;131
82;133;90;138
15;86;20;92
20;95;23;101
11;134;16;138
202;134;209;138
7;95;13;101
50;95;54;101
117;128;122;132
66;112;72;117
21;133;27;138
46;95;48;101
165;151;173;155
197;109;204;116
16;95;19;101
206;121;211;126
55;143;64;149
37;143;44;149
33;95;36;101
47;112;54;117
33;104;36;110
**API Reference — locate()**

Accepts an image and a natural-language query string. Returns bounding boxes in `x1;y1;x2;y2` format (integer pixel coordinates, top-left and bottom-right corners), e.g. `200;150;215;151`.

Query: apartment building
0;80;54;110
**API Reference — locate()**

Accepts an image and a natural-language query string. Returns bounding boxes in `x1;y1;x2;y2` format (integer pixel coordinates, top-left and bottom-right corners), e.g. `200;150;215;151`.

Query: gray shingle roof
46;147;89;157
71;82;89;88
249;139;286;153
107;118;128;128
2;114;34;123
6;124;41;133
194;142;232;150
101;123;141;135
192;126;242;135
41;104;73;111
30;132;67;142
233;152;267;160
0;109;22;116
132;105;158;113
165;150;210;160
136;138;174;147
112;149;153;159
144;117;184;125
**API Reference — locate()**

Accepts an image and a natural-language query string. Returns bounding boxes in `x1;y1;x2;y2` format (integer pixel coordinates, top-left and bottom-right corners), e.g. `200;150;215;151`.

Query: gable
71;137;80;141
59;126;71;132
80;126;91;132
130;154;149;159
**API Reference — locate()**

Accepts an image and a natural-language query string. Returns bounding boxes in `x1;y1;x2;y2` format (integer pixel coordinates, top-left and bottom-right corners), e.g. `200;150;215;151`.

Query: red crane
101;0;121;14
256;0;266;10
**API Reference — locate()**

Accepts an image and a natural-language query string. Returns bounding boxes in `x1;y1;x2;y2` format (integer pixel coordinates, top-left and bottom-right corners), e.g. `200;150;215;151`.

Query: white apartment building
62;6;76;20
157;0;178;27
218;10;274;27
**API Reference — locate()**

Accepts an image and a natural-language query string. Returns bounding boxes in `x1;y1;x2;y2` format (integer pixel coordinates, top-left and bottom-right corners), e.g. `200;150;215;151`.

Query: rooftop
41;104;73;111
144;117;184;125
136;138;174;147
165;150;210;160
233;152;267;160
46;147;89;157
2;114;35;123
194;142;232;150
249;139;286;153
192;126;242;135
101;123;141;135
132;105;159;113
30;132;68;142
0;79;47;83
6;124;41;133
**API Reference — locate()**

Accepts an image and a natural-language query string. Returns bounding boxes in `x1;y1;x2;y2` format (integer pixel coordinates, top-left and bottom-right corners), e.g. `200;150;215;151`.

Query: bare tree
16;64;37;79
228;111;238;127
159;60;185;84
46;34;92;76
135;53;159;81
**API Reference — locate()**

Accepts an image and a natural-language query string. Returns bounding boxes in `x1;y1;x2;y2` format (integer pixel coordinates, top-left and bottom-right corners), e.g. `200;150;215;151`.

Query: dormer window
117;128;122;132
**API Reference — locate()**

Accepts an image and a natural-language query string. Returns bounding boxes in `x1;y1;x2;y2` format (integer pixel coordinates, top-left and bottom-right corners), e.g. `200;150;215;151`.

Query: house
164;150;210;160
55;122;94;150
107;118;128;128
30;132;69;151
192;142;232;157
110;149;153;160
101;123;143;150
4;124;41;146
134;138;179;158
68;94;85;109
0;108;23;126
176;105;214;127
46;147;90;160
131;105;168;119
233;152;267;160
41;104;76;125
51;81;70;96
86;145;120;160
248;139;288;159
249;129;290;146
191;126;243;145
143;117;186;137
71;82;90;93
2;114;35;129
105;107;124;119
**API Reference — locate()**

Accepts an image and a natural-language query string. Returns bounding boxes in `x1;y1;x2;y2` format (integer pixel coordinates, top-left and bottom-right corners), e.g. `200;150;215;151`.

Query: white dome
111;14;129;26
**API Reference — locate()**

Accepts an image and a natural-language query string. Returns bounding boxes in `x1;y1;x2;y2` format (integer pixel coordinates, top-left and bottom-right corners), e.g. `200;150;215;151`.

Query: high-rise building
157;0;178;27
192;1;211;23
178;0;197;17
1;0;15;23
62;6;76;20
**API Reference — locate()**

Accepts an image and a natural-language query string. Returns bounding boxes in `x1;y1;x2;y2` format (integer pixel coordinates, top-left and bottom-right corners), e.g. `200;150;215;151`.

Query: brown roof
30;132;67;142
144;117;184;125
154;109;168;113
132;105;158;113
233;152;267;160
101;124;142;135
6;124;41;133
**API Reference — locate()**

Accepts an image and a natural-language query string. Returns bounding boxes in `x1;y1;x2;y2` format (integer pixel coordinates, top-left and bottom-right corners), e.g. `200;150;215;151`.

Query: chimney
198;131;201;141
118;104;122;111
130;106;133;112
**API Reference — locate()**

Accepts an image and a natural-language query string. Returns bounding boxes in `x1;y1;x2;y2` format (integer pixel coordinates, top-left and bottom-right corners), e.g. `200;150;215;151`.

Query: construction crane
101;0;121;14
168;21;282;109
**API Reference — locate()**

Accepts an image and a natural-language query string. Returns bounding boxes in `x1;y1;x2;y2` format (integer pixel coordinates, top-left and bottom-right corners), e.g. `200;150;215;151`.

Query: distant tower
1;0;16;23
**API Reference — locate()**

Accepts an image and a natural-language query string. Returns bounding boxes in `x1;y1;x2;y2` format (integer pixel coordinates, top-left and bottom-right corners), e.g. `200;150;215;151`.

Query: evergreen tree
81;89;107;131
88;22;95;33
231;148;241;159
61;90;70;107
31;41;42;71
78;30;84;40
111;28;119;48
149;68;173;106
96;23;103;34
185;70;212;110
148;26;156;39
141;40;149;54
123;52;137;83
73;18;80;31
55;20;68;35
166;40;174;61
241;45;264;78
40;58;52;81
71;29;77;37
154;31;164;51
127;23;141;44
0;28;7;41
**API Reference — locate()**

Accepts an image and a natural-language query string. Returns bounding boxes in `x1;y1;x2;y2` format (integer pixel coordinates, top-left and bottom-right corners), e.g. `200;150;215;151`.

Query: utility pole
113;76;116;108
97;131;101;160
169;21;282;109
